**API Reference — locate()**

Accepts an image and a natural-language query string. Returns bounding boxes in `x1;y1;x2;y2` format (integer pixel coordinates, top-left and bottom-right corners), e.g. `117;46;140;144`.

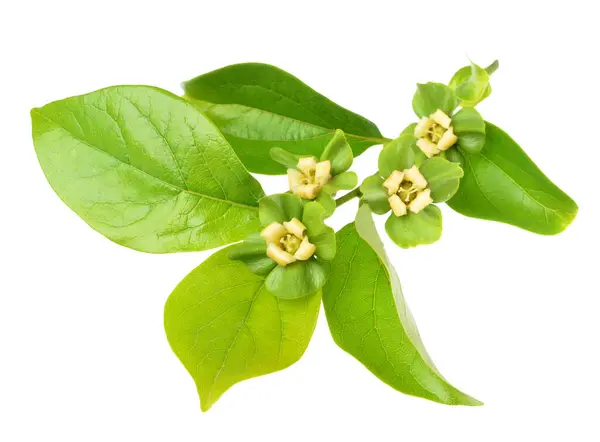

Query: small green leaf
302;202;336;261
452;107;486;154
183;63;385;174
419;157;464;202
259;194;304;226
449;62;491;107
378;135;416;177
266;259;327;299
227;233;276;276
385;205;442;248
412;82;458;118
165;246;320;411
448;122;578;235
270;147;300;170
322;205;481;406
320;129;353;175
31;86;264;253
359;174;390;215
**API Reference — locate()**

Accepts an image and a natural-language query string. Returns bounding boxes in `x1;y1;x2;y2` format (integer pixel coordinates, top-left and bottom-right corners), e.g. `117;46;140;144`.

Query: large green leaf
183;63;386;174
31;86;264;253
448;122;578;235
165;246;320;411
322;205;481;406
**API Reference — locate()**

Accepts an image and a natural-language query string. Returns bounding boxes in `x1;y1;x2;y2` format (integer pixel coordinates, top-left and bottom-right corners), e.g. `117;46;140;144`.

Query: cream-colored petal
388;194;407;217
430;109;452;129
267;243;296;266
383;170;404;195
294;236;317;260
408;189;433;214
297;157;317;176
287;169;306;191
260;222;287;244
283;218;306;239
437;126;458;151
404;165;428;189
315;160;331;186
416;138;440;158
294;184;320;200
414;117;435;138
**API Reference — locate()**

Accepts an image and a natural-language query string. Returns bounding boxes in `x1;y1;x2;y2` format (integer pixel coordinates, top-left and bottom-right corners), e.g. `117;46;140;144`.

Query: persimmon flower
287;157;332;200
383;166;433;216
261;218;316;266
414;109;458;158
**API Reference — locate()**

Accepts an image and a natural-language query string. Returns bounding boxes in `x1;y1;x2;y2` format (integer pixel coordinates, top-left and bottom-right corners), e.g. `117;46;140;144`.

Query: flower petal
452;108;486;154
259;193;304;226
378;135;416;178
385;205;443;249
412;82;458;118
360;174;391;215
320;129;353;175
266;259;327;299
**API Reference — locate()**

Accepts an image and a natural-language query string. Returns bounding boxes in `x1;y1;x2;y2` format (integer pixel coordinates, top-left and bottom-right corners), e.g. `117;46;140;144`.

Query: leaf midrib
33;109;259;211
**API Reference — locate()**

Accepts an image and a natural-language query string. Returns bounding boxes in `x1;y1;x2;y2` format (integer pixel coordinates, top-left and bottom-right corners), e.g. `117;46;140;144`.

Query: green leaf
322;205;481;406
31;86;264;253
165;246;320;411
449;62;491;107
448;122;578;235
359;174;390;215
451;107;486;154
419;157;464;202
259;193;304;226
378;135;416;178
320;129;353;175
183;63;385;174
227;233;276;276
266;259;327;299
385;205;443;248
412;83;458;118
302;202;336;261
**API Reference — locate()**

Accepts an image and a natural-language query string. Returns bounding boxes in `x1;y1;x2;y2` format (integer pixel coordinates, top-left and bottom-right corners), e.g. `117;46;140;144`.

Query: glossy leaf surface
448;122;578;234
322;205;481;405
32;86;264;253
183;63;385;174
165;247;320;411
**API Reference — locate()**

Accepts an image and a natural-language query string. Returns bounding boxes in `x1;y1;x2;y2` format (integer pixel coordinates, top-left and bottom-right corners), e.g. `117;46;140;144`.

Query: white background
1;1;599;440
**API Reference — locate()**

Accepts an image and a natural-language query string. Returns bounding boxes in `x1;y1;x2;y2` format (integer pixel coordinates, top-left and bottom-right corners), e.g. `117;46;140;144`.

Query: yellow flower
287;157;332;199
414;109;458;158
261;218;317;266
383;165;433;216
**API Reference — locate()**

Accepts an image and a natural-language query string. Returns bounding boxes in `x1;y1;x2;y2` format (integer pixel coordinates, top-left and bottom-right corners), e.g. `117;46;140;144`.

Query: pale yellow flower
414;109;458;158
288;157;332;199
261;218;317;266
383;165;433;216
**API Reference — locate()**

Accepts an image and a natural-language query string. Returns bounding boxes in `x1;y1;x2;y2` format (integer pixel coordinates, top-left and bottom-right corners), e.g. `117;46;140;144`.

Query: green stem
485;60;499;75
336;187;362;207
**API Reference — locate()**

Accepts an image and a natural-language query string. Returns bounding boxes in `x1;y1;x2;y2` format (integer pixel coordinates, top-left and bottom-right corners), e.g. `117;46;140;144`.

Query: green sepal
419;157;464;203
452;107;486;154
385;205;442;248
378;135;416;178
359;174;390;215
320;129;353;175
259;193;304;225
444;146;465;168
227;233;276;276
302;202;336;261
323;171;358;193
270;147;301;170
412;82;459;118
315;192;336;218
449;62;492;107
266;259;327;299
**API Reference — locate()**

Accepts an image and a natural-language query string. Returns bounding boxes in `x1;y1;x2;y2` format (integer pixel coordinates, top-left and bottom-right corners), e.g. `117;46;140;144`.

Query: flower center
414;109;458;158
261;218;317;266
383;166;433;216
280;233;302;254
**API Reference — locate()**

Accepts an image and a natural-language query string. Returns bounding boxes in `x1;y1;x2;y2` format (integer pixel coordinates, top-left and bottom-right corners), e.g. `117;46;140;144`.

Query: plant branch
335;187;361;207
